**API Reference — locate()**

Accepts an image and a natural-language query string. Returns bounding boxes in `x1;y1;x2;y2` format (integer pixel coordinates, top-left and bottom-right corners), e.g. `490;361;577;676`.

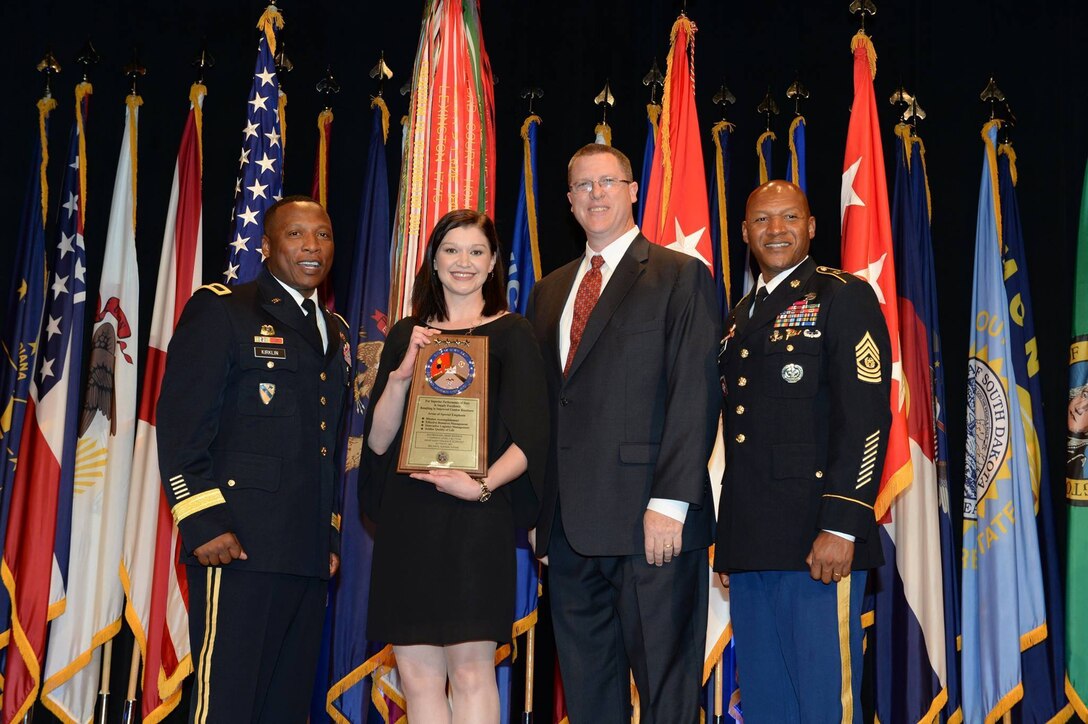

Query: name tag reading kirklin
397;334;489;477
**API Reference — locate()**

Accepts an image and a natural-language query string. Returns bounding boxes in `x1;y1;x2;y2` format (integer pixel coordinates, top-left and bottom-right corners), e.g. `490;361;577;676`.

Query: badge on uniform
769;329;785;342
261;324;275;335
781;363;804;384
803;329;822;338
855;332;882;383
774;300;820;328
259;382;276;405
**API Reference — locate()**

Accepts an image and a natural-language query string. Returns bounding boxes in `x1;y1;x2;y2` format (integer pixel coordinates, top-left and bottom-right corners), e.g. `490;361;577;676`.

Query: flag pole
121;643;140;724
713;655;724;722
521;625;535;722
95;639;113;724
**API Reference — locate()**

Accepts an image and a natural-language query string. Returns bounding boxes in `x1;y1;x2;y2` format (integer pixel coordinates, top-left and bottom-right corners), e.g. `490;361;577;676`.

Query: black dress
362;313;549;645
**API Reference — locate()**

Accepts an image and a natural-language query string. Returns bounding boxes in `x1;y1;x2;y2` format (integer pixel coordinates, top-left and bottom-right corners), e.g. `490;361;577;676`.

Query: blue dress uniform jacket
714;257;891;573
157;268;349;579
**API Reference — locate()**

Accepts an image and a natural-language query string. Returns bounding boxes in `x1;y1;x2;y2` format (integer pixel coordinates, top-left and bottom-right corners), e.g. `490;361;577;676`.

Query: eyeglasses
568;177;633;195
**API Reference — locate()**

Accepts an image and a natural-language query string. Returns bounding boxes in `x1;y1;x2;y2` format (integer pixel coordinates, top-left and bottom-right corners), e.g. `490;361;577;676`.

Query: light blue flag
961;121;1047;723
506;114;541;315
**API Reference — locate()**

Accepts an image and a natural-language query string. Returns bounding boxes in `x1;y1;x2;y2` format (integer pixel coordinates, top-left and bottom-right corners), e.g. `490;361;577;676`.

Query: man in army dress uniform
157;196;350;722
714;181;891;723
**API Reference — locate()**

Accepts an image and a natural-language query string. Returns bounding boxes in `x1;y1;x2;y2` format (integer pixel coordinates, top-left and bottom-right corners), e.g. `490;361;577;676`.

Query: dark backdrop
1;1;1085;721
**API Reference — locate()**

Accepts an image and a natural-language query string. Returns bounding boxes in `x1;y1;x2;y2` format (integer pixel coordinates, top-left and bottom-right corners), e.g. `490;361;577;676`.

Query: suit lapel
565;236;647;381
540;260;579;377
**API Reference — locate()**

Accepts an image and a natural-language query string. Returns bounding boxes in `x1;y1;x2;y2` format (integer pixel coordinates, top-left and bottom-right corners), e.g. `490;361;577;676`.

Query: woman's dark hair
411;209;508;322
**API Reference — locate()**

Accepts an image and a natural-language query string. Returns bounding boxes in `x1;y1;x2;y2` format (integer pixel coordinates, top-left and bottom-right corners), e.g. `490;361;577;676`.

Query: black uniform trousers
547;506;707;724
185;565;326;724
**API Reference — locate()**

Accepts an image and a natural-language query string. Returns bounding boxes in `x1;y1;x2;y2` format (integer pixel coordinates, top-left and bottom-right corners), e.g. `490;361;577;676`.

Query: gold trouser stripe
172;489;226;524
195;567;223;724
838;577;853;724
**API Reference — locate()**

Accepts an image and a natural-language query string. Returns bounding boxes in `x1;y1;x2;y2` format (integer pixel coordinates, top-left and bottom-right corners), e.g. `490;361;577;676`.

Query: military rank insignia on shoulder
815;266;851;284
197;282;232;296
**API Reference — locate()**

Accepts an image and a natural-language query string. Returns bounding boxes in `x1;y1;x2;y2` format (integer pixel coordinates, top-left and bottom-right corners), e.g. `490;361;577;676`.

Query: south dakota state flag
961;120;1046;723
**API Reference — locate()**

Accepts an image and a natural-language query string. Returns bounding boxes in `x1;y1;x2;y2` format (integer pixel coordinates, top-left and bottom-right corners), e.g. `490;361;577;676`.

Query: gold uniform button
735;405;745;415
320;396;327;406
266;361;275;369
786;344;794;352
740;348;749;359
320;421;327;431
321;446;328;456
735;433;746;443
737;377;748;387
320;372;327;381
227;479;237;487
815;470;824;479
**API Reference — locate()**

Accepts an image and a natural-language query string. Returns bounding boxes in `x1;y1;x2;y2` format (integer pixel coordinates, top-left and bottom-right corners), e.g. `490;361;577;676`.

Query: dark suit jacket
714;257;891;573
157;268;350;579
527;234;720;557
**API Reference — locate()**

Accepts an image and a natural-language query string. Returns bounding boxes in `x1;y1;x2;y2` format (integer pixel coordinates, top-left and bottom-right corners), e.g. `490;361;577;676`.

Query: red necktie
564;255;605;376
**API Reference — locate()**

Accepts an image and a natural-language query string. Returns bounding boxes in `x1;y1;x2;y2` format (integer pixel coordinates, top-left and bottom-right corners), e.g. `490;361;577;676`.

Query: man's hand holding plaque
397;333;489;477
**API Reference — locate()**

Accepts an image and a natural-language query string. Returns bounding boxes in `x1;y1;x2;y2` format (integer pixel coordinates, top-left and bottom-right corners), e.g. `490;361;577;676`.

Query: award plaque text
397;334;489;476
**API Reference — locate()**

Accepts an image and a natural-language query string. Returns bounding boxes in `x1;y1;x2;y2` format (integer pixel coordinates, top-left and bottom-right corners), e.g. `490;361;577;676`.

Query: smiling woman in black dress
361;209;548;723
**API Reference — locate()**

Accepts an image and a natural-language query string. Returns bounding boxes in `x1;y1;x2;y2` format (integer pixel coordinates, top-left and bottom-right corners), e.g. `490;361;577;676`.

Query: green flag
1066;159;1088;719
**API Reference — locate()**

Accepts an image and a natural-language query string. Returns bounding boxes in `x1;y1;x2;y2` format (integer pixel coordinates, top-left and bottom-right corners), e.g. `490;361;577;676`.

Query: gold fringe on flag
895;122;934;221
756;130;776;185
278;89;288;156
190;83;206;166
371;96;390;144
998;141;1018;186
982;119;1004;248
126;94;143;232
257;5;285;58
788;115;805;187
594;122;612;146
316;109;333;208
711;120;734;303
37;96;58;226
75;82;93;222
850;30;878;80
655;14;697;233
521;114;542;281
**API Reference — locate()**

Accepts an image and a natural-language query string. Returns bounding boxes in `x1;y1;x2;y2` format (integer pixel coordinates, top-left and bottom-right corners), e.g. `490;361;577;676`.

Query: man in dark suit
714;180;891;723
527;144;719;722
157;196;350;723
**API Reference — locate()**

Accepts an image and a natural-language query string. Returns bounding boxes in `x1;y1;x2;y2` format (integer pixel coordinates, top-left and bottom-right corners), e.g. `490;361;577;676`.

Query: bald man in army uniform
157;196;350;723
714;181;891;723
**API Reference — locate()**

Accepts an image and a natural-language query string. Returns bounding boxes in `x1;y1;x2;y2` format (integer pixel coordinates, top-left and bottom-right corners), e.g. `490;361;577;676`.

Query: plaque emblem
259;382;276;405
781;363;804;384
426;347;476;395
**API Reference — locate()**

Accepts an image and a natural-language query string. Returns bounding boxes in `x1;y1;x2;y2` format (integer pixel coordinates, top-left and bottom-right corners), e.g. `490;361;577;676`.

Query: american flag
2;82;91;724
223;5;284;285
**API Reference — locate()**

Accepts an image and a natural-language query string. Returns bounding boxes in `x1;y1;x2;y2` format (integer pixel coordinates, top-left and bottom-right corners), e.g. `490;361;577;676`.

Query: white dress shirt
558;226;688;525
271;272;328;352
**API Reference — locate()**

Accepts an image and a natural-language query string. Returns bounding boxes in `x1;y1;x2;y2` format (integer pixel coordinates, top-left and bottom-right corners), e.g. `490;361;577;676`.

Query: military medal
781;363;804;384
774;300;820;328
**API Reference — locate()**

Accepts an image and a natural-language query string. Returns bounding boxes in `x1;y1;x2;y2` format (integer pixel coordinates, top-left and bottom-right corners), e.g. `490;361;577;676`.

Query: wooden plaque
397;334;489;476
